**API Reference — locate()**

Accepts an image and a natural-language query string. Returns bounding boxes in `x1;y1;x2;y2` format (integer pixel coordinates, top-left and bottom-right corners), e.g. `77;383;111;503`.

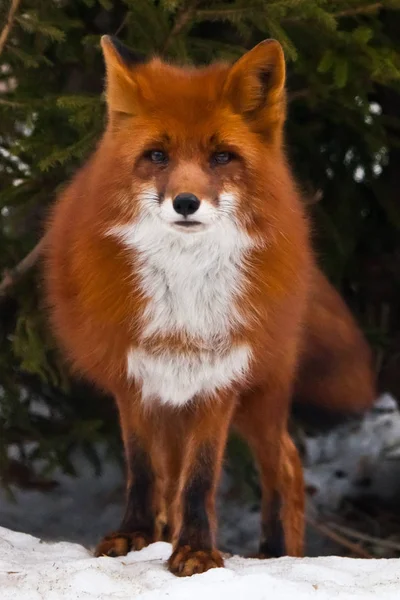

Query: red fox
44;35;339;576
292;267;376;426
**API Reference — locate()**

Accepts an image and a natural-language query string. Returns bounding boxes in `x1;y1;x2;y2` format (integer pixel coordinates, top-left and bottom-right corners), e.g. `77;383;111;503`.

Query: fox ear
223;40;286;135
100;36;145;115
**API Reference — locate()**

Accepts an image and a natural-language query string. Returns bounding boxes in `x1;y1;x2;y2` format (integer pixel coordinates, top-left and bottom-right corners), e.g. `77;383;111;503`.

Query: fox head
95;36;289;244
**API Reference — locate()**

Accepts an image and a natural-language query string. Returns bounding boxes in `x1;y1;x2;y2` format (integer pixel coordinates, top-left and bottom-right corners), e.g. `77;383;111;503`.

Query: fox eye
146;150;168;165
211;151;234;166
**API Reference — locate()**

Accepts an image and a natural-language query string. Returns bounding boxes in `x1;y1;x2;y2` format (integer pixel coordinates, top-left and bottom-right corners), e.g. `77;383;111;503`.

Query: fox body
293;267;376;426
44;36;316;576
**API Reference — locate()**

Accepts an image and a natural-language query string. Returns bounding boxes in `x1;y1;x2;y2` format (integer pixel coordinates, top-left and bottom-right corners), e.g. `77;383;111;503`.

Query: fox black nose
173;193;200;217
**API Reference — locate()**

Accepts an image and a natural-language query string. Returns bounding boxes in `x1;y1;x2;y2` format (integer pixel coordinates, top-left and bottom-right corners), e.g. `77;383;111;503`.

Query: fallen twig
306;515;372;559
327;521;400;554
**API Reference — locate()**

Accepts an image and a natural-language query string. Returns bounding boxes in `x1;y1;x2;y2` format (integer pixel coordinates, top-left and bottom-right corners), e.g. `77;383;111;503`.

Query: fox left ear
100;35;146;115
223;40;286;136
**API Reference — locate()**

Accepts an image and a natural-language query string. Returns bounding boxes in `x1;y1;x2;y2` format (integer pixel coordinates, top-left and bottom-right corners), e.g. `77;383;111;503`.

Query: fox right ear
100;36;145;115
223;40;286;139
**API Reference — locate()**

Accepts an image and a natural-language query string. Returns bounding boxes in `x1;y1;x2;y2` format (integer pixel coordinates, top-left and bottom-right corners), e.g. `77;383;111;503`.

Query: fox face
98;37;288;242
132;147;243;233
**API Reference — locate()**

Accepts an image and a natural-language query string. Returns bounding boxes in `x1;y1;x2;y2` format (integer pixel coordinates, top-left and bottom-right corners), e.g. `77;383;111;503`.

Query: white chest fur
109;212;254;406
127;345;251;406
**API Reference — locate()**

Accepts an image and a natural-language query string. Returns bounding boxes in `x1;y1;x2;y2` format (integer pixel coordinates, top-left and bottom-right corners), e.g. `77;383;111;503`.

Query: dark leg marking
119;437;155;535
259;491;285;558
177;445;213;550
95;437;155;557
168;444;224;576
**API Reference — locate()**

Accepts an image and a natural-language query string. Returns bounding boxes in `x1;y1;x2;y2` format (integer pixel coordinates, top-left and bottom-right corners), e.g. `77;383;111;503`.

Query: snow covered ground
303;393;400;512
0;442;330;558
2;394;400;557
2;393;400;597
1;526;400;600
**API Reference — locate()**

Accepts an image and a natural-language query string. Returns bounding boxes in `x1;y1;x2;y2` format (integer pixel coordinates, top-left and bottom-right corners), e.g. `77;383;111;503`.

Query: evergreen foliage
1;0;400;489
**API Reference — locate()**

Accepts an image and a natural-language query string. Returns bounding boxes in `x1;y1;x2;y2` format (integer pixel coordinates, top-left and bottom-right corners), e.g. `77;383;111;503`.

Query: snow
2;393;400;597
303;393;400;511
1;394;400;562
1;526;400;600
0;439;271;556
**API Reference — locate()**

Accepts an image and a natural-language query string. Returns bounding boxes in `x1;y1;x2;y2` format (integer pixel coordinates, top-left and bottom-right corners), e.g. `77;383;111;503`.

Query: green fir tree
1;0;400;488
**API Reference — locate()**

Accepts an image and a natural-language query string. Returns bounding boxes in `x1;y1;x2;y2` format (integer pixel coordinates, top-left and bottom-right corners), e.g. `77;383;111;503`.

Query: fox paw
95;531;152;557
168;545;224;577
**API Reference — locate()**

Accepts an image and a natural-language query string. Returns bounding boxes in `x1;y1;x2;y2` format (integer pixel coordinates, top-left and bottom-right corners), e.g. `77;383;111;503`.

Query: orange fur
43;36;313;575
293;266;376;422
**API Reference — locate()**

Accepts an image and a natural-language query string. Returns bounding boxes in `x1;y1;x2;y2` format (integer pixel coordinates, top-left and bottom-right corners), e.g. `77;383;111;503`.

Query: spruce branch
285;2;384;22
0;236;46;298
194;8;251;21
162;0;201;52
0;98;24;107
0;0;21;56
334;2;383;18
287;88;312;102
114;11;131;36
